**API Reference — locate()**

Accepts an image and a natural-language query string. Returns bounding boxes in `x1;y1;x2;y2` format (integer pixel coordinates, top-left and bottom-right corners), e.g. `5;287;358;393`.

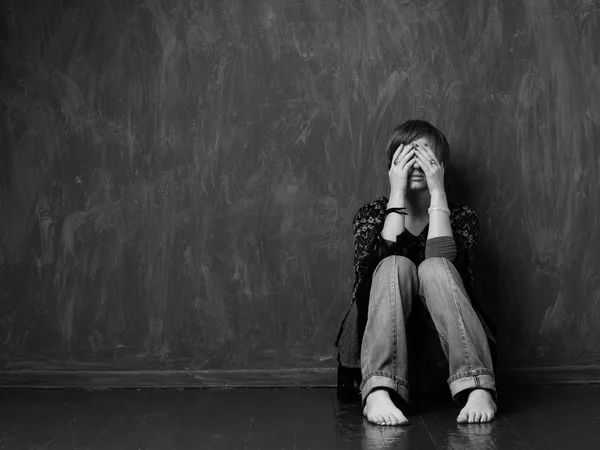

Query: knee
418;256;454;287
375;255;416;280
418;257;468;301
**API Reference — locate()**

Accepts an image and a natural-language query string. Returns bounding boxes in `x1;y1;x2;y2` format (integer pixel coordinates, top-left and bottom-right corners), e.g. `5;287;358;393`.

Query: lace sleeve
452;206;480;286
352;205;379;276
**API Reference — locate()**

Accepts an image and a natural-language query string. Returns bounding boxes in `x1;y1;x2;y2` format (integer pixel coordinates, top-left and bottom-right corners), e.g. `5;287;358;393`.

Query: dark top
335;197;496;370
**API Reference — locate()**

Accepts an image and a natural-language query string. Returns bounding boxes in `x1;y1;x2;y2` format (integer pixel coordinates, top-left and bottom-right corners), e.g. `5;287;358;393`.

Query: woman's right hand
388;143;415;199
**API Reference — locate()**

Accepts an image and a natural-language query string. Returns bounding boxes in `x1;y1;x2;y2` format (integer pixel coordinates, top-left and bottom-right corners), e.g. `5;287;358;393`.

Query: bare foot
456;389;497;423
363;389;409;426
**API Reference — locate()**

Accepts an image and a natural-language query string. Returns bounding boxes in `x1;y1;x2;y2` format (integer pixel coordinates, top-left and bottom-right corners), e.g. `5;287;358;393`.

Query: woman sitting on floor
335;119;498;426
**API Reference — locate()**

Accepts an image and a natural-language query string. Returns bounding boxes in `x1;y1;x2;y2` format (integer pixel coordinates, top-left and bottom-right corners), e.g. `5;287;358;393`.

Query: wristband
428;205;450;215
384;207;407;217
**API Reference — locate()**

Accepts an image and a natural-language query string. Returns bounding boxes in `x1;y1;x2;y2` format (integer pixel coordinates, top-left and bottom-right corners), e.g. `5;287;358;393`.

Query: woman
335;120;498;425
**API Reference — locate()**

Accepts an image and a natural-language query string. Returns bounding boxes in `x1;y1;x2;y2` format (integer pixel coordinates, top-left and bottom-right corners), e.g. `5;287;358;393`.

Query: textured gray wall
1;0;599;371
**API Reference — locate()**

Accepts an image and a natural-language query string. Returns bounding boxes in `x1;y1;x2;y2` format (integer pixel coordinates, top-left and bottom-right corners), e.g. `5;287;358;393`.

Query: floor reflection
363;421;413;449
359;418;500;450
445;422;499;449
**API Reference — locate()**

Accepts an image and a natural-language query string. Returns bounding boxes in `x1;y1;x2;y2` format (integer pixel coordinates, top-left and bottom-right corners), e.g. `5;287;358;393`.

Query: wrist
388;191;406;206
430;190;447;204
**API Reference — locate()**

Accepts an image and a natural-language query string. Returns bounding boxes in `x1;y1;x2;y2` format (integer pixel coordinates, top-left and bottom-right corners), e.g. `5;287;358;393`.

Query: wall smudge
0;0;599;370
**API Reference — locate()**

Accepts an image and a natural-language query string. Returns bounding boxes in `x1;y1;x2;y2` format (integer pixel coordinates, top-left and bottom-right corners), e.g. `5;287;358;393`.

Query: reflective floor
1;385;599;449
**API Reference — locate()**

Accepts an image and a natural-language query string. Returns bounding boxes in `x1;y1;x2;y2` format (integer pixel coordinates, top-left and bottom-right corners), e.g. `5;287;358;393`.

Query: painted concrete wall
1;0;599;371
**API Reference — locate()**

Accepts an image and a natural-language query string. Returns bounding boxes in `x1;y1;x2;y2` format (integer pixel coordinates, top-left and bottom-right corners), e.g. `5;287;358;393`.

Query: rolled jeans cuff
448;369;496;400
359;371;409;405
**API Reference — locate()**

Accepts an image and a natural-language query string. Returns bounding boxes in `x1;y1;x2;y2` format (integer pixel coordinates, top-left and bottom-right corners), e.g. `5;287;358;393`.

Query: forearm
427;191;452;239
381;192;406;241
425;190;456;260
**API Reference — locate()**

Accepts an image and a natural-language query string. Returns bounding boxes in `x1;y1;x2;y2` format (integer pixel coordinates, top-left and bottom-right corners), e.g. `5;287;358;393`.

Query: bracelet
428;205;450;215
384;207;407;217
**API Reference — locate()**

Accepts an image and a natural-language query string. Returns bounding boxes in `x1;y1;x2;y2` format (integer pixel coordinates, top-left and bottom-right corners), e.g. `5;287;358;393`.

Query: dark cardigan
334;197;497;399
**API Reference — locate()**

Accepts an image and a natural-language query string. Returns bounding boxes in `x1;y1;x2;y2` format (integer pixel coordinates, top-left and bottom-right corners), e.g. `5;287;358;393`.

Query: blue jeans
359;256;496;405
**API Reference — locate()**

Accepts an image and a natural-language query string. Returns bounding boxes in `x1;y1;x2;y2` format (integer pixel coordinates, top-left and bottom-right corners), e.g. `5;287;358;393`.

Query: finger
415;147;438;168
399;143;416;159
391;143;412;165
398;148;416;170
413;150;433;173
392;144;414;169
391;144;404;163
417;144;440;165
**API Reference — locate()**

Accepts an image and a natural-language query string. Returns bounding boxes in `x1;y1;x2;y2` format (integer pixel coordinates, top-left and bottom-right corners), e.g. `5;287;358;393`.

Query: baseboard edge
1;365;599;389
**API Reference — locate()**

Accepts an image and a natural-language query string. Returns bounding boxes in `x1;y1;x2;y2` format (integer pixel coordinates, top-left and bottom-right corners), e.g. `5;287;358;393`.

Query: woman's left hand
414;144;445;194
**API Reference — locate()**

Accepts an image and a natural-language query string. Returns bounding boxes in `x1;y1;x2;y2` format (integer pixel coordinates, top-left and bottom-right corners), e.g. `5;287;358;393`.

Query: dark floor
1;385;599;449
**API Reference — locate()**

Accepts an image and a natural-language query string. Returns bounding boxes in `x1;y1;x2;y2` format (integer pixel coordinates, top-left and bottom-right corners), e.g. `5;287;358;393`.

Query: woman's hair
386;120;450;169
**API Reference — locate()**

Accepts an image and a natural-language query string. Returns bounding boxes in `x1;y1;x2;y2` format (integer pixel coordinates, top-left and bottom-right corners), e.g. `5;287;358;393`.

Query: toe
480;412;488;423
474;412;482;423
394;412;409;425
376;414;385;425
468;411;477;423
456;410;468;424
